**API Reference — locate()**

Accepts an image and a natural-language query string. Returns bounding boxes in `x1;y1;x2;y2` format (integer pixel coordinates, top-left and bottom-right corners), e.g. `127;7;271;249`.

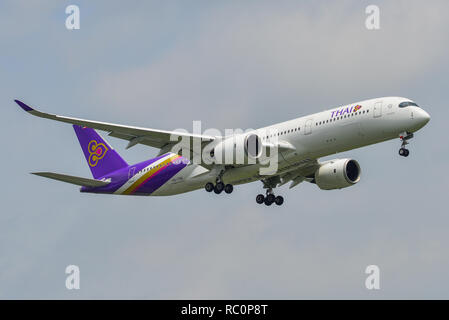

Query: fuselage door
373;101;382;118
305;119;312;135
128;166;136;182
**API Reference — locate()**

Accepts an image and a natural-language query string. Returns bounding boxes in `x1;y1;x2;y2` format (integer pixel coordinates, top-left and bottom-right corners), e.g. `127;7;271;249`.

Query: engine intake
314;159;361;190
244;134;263;159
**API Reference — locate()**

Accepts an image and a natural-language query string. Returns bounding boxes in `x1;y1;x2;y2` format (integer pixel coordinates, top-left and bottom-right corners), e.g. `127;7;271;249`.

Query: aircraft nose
418;108;431;125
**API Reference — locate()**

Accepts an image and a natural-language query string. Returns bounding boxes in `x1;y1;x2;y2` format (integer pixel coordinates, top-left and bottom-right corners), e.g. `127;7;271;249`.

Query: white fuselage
154;96;430;195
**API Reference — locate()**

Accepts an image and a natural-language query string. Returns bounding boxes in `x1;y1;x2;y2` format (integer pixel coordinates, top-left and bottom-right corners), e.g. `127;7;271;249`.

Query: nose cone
417;108;431;126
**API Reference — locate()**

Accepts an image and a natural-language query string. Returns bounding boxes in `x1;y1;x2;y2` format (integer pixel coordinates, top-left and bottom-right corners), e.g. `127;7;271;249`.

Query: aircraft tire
275;196;284;206
256;194;265;204
224;184;233;194
214;182;224;194
266;194;275;203
264;197;273;206
205;182;214;192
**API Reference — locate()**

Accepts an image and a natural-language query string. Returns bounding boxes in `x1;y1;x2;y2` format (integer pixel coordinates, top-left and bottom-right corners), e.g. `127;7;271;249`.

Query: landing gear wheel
266;194;275;203
399;148;409;157
214;182;224;194
264;197;274;206
216;181;224;190
274;196;284;206
256;194;265;204
205;182;214;192
224;184;233;194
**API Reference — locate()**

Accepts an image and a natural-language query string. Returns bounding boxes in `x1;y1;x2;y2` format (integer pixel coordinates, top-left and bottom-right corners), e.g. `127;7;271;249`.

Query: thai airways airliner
15;97;430;206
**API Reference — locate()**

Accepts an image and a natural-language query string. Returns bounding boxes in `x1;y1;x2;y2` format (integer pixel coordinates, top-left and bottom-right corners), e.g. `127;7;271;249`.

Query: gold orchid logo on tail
88;140;108;167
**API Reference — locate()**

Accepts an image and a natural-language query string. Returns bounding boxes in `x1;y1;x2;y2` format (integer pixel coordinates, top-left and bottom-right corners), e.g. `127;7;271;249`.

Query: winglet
14;100;34;112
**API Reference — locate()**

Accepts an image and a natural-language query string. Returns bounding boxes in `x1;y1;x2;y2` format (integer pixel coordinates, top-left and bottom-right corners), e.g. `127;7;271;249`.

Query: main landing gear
256;188;284;206
399;132;413;157
205;168;233;195
204;181;233;194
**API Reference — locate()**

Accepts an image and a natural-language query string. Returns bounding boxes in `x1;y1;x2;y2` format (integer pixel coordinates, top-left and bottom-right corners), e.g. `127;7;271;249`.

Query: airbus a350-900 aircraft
15;97;430;206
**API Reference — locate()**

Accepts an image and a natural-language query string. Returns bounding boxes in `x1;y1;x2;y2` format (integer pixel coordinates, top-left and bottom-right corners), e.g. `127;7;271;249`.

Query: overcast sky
1;0;449;299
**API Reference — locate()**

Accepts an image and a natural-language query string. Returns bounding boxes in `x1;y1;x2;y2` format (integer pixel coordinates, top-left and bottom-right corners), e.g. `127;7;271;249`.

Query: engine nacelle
210;133;263;165
314;159;361;190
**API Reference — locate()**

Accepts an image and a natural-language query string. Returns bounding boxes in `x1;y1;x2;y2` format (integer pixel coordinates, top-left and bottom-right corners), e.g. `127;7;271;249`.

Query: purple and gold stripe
122;154;182;195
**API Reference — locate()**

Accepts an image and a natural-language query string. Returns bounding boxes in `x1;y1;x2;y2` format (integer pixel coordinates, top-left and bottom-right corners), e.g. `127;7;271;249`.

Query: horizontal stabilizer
31;172;110;187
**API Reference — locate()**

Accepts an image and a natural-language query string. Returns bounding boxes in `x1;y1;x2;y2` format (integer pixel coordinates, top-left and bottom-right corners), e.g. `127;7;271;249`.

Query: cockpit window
399;101;419;108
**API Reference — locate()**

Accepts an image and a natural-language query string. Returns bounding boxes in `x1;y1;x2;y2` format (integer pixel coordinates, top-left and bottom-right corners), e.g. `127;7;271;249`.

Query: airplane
15;96;430;206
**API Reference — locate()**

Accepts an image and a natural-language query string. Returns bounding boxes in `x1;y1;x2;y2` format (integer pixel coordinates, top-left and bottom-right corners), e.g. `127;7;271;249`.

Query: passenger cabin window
399;101;419;108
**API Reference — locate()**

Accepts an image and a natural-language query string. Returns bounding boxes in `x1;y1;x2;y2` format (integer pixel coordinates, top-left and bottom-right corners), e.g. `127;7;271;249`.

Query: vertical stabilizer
73;125;128;179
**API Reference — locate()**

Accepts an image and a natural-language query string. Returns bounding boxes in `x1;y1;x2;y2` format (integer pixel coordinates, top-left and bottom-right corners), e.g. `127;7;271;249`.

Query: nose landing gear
399;132;413;157
399;148;409;157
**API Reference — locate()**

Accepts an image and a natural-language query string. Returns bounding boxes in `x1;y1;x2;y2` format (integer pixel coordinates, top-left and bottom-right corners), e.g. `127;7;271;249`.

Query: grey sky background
1;0;448;299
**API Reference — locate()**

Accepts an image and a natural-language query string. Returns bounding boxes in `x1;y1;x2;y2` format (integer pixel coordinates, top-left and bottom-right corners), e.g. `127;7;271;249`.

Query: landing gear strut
399;132;413;157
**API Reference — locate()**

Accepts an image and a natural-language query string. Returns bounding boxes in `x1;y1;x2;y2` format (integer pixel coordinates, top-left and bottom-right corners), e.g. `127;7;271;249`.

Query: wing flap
32;172;110;187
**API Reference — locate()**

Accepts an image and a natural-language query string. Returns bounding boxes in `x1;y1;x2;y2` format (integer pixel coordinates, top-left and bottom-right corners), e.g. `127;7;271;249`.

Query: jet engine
314;159;361;190
210;133;263;165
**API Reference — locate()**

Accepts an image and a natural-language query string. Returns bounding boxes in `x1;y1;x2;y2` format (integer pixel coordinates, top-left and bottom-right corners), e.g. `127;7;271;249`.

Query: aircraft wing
15;100;215;151
267;158;320;189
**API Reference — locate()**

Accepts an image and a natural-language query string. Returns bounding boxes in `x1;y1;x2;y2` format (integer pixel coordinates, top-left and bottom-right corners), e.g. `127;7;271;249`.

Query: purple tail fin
73;125;128;179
